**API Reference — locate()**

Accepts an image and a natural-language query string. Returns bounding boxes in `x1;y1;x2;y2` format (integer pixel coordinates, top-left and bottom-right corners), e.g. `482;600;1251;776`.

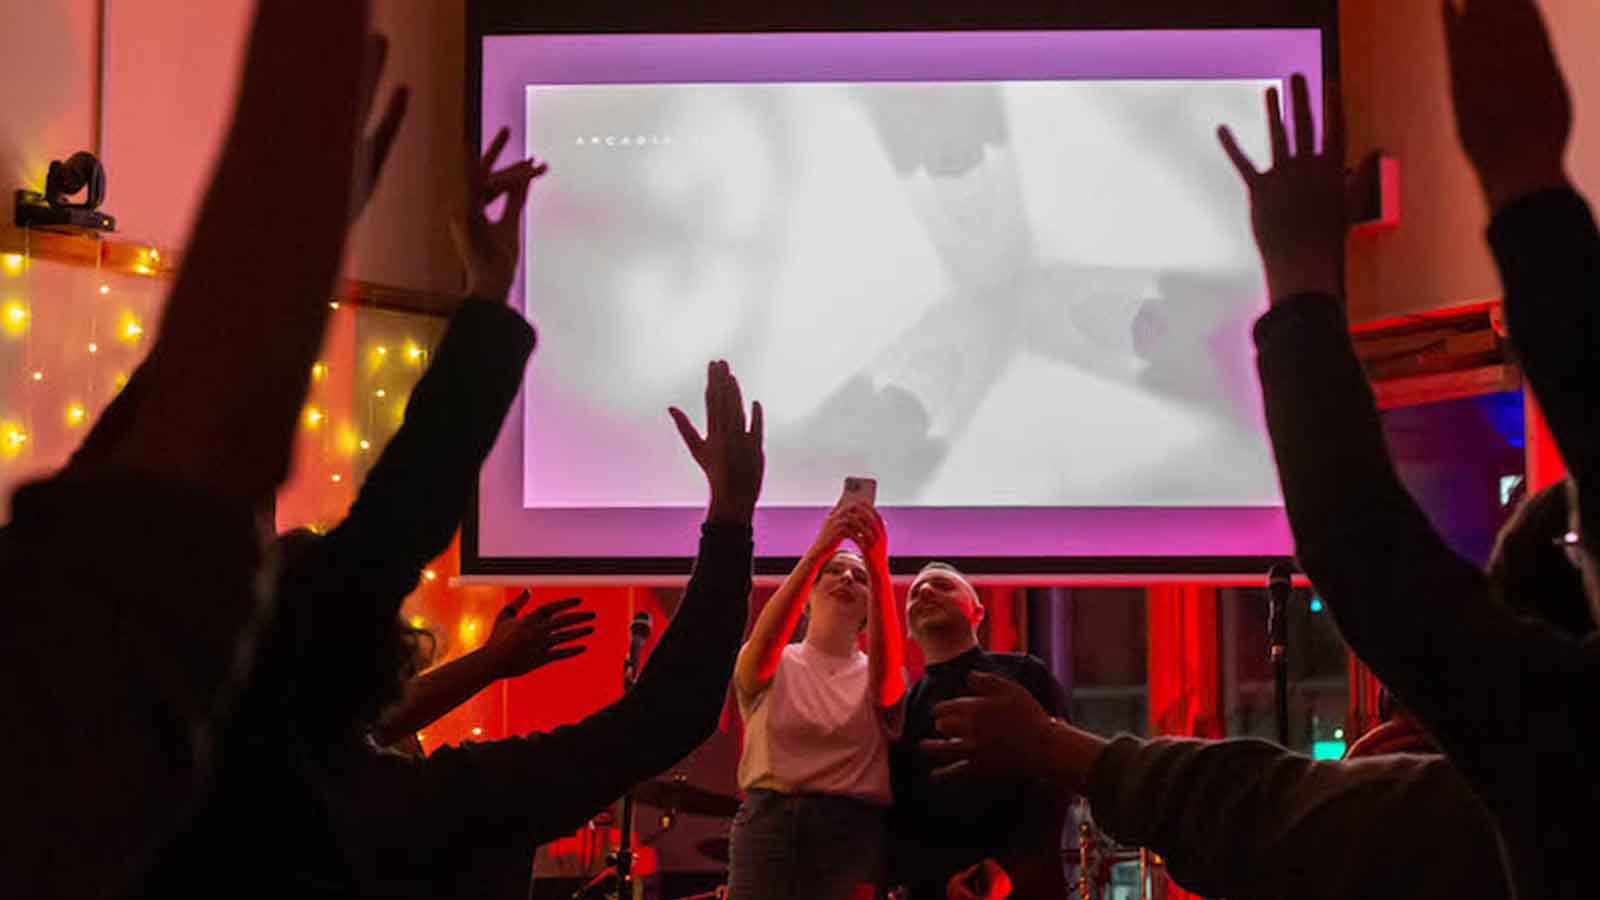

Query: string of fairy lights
1;236;501;746
0;237;153;466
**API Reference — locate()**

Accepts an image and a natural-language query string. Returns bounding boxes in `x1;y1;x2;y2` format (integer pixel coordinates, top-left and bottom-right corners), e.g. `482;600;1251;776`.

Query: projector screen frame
463;1;1338;583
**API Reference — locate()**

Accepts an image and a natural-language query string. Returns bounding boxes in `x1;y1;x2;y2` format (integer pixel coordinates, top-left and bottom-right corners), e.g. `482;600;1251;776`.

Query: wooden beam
1371;365;1521;410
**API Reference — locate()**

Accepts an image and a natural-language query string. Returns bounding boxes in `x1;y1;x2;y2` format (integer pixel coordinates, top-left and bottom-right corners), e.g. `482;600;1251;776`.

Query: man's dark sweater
890;648;1071;900
1254;188;1600;900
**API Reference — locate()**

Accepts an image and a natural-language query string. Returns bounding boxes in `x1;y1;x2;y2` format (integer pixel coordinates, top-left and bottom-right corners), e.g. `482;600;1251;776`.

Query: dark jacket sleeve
277;299;535;639
319;298;533;575
1086;736;1508;900
1488;189;1600;534
1253;295;1553;783
336;523;752;891
1001;658;1072;899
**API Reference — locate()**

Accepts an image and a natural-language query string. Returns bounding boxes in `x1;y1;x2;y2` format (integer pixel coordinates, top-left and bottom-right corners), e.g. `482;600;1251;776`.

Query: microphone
1266;564;1292;660
624;611;653;688
1267;563;1292;746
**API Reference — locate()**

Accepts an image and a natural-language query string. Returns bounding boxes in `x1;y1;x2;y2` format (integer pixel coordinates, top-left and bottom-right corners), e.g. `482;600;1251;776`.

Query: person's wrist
804;535;837;562
1480;162;1570;215
480;277;514;304
472;643;512;680
1043;718;1106;794
1265;262;1343;306
706;494;754;527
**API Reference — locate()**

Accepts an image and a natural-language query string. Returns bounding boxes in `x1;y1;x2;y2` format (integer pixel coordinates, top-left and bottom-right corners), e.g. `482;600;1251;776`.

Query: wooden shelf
0;223;457;318
0;222;176;278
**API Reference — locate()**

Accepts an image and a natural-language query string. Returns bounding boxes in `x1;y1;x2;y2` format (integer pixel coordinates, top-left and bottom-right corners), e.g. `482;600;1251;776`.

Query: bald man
888;563;1071;900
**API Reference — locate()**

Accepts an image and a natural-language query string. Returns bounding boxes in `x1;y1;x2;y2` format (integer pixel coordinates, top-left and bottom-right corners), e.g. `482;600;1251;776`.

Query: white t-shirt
737;641;898;806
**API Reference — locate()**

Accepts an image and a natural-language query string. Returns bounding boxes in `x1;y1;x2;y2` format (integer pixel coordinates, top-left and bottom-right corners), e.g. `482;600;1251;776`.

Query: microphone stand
613;645;642;900
1267;564;1292;748
572;616;649;900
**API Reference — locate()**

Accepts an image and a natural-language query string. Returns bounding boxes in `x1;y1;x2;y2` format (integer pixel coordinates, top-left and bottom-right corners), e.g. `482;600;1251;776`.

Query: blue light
1309;597;1324;613
1480;390;1527;450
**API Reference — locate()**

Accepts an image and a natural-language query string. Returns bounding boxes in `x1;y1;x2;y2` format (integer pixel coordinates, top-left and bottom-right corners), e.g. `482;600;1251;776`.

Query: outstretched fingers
1218;126;1259;184
669;406;707;461
1266;86;1290;167
1291;74;1317;157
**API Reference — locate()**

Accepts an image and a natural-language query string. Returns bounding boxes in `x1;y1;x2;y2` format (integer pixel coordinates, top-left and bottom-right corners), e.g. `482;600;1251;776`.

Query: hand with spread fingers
670;360;766;527
921;671;1105;794
480;592;598;680
373;592;595;746
1218;73;1347;304
451;126;549;302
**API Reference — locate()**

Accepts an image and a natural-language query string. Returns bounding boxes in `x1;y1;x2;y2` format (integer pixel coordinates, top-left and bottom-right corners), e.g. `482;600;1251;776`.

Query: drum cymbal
632;778;741;818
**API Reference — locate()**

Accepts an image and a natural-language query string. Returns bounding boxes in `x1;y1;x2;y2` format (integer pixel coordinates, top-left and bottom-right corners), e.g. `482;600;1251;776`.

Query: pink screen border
475;29;1321;569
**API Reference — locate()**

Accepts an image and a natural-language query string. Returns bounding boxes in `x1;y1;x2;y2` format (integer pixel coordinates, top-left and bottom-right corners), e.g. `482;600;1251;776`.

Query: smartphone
839;476;877;508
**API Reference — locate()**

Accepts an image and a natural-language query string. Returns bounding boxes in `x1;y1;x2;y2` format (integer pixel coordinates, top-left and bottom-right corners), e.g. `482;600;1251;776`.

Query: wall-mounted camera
14;151;117;232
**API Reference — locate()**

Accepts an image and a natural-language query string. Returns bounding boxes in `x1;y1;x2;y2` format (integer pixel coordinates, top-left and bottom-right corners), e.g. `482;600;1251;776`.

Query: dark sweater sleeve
278;299;534;640
319;298;534;574
1253;295;1542;778
1488;189;1600;532
1086;736;1508;900
344;523;751;882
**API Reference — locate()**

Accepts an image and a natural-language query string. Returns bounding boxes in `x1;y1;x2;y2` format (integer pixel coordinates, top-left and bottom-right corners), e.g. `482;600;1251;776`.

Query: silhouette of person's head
1487;479;1596;640
247;528;434;748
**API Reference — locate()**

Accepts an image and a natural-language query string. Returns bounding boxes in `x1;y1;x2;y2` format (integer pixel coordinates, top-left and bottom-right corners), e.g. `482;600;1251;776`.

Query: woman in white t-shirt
727;502;907;900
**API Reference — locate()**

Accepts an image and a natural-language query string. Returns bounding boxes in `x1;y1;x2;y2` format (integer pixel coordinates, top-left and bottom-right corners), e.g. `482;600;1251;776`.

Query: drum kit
555;785;1166;900
553;776;737;900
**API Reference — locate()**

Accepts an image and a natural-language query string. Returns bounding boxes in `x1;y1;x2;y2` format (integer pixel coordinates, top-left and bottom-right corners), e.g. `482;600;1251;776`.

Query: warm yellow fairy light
311;362;327;381
65;403;86;427
374;388;386;398
404;341;424;364
458;617;482;646
303;406;325;428
2;302;27;338
148;249;160;262
30;371;42;382
118;312;144;342
358;439;371;451
336;423;360;457
471;727;484;737
99;284;110;295
329;301;340;310
113;371;129;390
330;473;343;483
409;615;426;629
87;342;98;354
1;254;23;276
423;569;437;582
0;421;28;459
376;345;388;356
